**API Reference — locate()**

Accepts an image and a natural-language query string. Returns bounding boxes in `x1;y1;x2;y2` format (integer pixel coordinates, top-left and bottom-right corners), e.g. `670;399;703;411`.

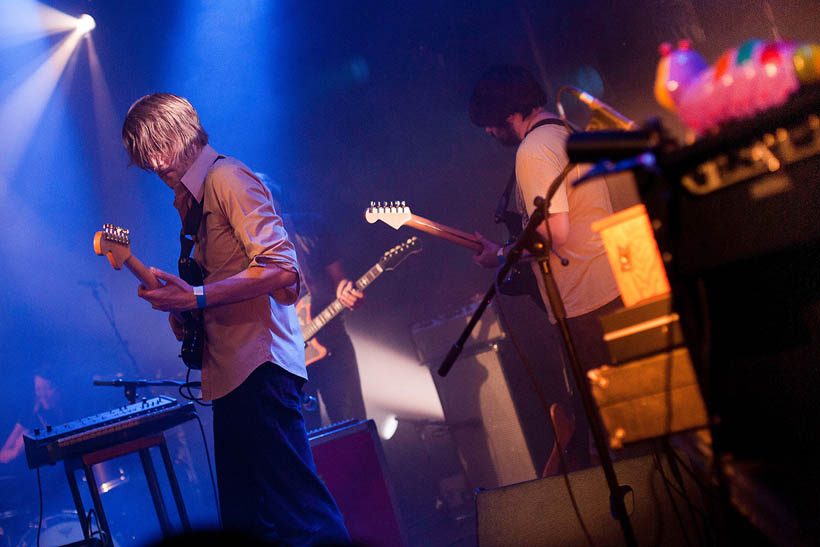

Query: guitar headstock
93;224;132;270
364;201;412;230
379;236;422;271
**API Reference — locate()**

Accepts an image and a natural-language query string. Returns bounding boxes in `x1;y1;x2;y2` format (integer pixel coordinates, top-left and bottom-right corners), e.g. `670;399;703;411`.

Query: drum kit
1;461;129;547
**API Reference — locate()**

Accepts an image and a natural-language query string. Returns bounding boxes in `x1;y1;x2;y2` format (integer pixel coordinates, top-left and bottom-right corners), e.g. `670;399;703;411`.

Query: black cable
492;272;595;547
177;368;211;407
663;442;720;546
646;456;665;547
666;441;721;504
36;467;42;547
652;445;694;547
194;412;221;528
85;508;107;544
652;441;720;547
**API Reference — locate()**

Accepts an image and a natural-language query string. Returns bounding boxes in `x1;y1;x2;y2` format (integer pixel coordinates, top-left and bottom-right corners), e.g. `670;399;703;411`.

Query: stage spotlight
76;14;95;35
380;413;399;440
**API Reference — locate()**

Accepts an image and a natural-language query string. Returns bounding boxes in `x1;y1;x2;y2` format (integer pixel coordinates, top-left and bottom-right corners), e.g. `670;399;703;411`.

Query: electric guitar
366;203;576;468
93;224;205;369
365;201;482;252
297;237;422;366
364;201;545;295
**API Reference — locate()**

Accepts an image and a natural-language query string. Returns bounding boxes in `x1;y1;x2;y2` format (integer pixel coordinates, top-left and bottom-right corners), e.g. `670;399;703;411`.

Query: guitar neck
302;262;384;341
124;255;162;290
404;214;482;252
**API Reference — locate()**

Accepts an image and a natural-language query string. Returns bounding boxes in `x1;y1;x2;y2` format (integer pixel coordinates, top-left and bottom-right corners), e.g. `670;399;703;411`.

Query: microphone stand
527;199;637;547
438;175;637;546
93;378;194;404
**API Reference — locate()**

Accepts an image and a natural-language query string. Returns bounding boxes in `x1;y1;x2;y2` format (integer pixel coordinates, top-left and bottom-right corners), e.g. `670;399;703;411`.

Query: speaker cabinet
411;298;573;491
429;343;538;490
476;454;701;546
309;419;406;546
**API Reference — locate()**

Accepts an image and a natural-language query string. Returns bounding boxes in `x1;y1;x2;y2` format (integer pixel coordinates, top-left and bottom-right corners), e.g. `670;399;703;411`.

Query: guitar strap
178;155;225;282
494;117;570;234
494;119;572;307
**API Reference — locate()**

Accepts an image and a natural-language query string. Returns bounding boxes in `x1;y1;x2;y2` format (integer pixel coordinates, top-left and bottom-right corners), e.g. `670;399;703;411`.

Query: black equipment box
598;293;685;364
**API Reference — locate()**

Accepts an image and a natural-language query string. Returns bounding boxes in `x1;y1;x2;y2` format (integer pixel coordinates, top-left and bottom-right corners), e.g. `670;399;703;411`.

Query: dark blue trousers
212;362;350;545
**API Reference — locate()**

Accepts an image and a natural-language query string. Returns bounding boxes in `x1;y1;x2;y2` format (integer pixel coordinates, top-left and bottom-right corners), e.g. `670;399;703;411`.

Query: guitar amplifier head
409;296;506;365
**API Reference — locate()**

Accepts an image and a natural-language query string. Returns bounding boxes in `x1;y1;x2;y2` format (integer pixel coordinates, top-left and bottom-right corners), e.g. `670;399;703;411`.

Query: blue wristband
193;285;206;309
497;246;505;265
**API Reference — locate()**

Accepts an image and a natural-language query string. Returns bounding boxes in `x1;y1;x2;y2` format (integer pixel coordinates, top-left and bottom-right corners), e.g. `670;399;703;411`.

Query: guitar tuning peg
370;201;375;208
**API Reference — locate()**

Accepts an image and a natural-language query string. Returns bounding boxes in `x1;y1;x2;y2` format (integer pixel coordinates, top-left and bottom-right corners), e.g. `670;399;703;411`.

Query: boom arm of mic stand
437;201;548;377
93;378;189;404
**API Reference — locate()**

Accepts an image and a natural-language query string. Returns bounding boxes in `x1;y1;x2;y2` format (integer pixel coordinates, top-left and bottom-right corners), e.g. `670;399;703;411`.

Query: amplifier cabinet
588;348;708;448
598;293;685;364
309;419;406;546
476;454;701;546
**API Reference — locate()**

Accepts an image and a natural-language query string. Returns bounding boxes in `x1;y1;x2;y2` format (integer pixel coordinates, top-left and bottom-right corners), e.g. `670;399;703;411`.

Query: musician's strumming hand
138;267;197;312
336;279;365;310
472;231;503;269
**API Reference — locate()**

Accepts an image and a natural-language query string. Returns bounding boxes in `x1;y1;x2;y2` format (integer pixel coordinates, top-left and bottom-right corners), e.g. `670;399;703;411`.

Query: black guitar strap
178;155;225;282
494;118;570;235
493;118;574;308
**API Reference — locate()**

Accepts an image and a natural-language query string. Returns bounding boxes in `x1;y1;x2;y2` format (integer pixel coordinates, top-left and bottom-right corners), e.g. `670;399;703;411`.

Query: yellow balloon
794;44;820;84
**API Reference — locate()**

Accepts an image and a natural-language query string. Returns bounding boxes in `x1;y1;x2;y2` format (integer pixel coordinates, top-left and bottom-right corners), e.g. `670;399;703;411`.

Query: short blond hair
121;93;208;171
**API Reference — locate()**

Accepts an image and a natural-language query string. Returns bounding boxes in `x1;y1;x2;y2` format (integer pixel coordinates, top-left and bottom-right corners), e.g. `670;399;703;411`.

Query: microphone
566;87;638;131
573;152;657;186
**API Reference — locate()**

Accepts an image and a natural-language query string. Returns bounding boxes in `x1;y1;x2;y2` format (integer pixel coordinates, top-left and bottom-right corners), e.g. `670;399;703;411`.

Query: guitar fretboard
302;263;384;341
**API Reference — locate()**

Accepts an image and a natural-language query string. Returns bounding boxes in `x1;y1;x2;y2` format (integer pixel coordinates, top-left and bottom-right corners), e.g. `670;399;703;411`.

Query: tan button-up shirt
174;145;306;400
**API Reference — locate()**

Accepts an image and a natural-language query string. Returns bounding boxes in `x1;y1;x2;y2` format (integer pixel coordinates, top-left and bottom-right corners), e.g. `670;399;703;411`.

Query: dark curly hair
468;65;547;127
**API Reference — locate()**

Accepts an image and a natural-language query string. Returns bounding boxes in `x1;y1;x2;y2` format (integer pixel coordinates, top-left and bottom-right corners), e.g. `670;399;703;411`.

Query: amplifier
309;419;406;546
638;83;820;467
645;83;820;276
409;296;505;364
410;296;559;490
598;293;684;364
588;347;708;448
476;454;702;546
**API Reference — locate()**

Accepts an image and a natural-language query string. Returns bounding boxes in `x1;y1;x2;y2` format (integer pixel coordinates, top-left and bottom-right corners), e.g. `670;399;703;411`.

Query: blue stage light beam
0;0;77;49
0;28;85;184
86;32;127;192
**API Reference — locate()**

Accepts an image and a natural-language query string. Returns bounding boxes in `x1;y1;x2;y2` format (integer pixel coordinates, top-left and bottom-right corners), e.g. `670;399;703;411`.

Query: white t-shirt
514;123;620;321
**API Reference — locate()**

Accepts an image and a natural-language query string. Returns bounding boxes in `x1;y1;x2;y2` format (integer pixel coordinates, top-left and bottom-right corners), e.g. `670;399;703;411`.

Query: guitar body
542;402;578;477
295;295;328;366
176;256;207;369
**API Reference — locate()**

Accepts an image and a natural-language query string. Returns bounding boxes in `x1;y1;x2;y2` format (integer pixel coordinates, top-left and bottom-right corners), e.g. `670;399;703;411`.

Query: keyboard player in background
0;368;73;537
1;369;64;468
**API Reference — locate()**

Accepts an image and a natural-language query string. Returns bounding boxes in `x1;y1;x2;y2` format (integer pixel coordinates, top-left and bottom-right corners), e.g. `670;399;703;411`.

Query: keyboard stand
64;433;192;546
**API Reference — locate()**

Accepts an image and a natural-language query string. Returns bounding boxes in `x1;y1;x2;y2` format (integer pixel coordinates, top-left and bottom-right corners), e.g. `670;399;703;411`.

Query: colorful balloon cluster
655;39;820;134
